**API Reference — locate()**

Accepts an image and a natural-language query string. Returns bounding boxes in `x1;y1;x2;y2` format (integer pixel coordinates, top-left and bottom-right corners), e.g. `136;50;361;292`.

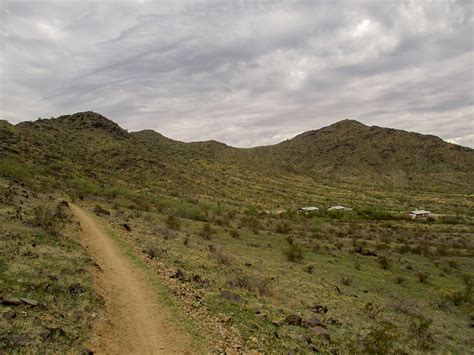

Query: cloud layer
1;0;473;147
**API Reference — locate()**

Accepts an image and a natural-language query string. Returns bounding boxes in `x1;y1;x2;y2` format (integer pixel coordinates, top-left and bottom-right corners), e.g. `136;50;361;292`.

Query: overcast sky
1;0;473;147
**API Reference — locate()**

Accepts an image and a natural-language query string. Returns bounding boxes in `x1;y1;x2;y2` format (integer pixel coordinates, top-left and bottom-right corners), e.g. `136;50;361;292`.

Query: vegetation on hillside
1;112;473;352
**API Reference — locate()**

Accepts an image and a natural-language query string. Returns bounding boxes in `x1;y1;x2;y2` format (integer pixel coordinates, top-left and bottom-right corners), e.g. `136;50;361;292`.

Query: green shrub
378;255;391;270
357;321;401;354
409;315;434;351
229;270;272;297
284;243;304;263
70;177;100;198
199;223;216;240
0;158;32;183
174;201;207;221
165;215;180;230
32;205;64;236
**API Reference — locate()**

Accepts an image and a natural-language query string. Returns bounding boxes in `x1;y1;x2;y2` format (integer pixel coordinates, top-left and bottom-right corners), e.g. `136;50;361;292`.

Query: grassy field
1;113;473;352
83;193;474;353
0;180;102;353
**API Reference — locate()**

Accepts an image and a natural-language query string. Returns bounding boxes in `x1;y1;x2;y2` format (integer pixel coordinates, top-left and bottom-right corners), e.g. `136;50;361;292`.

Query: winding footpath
71;204;194;354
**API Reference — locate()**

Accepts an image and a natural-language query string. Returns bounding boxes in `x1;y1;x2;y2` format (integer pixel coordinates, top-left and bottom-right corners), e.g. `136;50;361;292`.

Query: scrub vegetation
0;112;473;352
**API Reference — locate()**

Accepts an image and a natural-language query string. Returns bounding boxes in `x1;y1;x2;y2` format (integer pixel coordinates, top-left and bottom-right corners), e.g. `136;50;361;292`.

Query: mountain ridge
1;111;473;206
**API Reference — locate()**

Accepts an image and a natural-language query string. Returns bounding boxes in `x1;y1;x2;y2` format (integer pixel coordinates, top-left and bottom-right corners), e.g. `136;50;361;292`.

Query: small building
328;205;352;211
409;210;431;219
297;206;319;214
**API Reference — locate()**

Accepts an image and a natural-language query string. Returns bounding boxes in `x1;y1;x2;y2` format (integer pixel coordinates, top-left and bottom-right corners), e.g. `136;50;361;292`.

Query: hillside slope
1;112;473;209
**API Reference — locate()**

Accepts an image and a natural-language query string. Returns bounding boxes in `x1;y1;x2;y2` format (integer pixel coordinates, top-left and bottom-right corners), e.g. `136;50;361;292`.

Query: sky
1;0;473;147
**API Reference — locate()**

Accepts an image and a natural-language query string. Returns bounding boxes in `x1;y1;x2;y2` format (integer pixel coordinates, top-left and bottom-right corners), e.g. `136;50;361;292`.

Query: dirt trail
71;204;195;354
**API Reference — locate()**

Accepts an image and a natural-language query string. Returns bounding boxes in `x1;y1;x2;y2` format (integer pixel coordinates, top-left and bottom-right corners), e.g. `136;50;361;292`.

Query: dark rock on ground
326;317;342;327
122;223;131;232
0;334;34;346
69;283;85;295
220;290;246;304
2;311;16;320
1;297;22;306
40;329;52;341
311;326;330;342
311;305;328;314
170;269;186;281
297;334;312;344
284;314;303;326
303;317;326;328
58;200;69;209
20;297;39;306
93;206;110;217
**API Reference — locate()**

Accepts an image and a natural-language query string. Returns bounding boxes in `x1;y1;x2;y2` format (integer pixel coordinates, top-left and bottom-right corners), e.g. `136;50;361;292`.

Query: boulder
311;305;328;314
1;297;22;306
93;206;110;217
20;298;39;306
1;334;34;346
219;290;246;304
311;326;330;342
303;317;326;328
2;310;16;320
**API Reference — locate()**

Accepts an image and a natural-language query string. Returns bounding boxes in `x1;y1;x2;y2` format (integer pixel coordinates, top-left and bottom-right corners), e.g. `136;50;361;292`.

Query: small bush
165;215;180;230
275;223;291;234
145;244;166;259
32;205;64;236
284;243;304;263
304;263;315;274
417;272;429;283
199;223;216;240
394;275;406;285
365;302;383;320
228;270;272;297
409;315;434;351
356;321;401;354
341;276;352;286
229;229;240;239
377;255;391;270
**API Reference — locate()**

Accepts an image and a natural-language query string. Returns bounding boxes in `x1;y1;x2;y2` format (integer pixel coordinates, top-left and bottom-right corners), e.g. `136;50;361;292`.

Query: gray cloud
0;0;472;147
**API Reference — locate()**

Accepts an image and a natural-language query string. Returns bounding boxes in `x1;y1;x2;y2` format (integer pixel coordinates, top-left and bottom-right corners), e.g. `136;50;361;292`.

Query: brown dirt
71;204;197;354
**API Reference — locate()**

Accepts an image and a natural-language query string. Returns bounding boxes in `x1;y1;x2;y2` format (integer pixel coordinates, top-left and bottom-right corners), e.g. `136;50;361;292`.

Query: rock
1;334;34;346
93;206;110;217
69;283;85;295
220;290;246;304
284;314;303;326
20;298;39;306
221;315;232;323
122;223;131;232
311;326;330;342
170;269;186;281
58;200;69;209
326;317;342;327
1;297;22;306
297;334;312;344
272;320;282;327
40;329;52;341
44;326;66;338
311;305;328;314
303;317;326;328
2;310;16;320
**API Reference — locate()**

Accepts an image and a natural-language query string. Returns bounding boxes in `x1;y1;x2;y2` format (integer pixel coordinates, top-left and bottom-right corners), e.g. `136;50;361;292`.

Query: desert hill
1;112;473;210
